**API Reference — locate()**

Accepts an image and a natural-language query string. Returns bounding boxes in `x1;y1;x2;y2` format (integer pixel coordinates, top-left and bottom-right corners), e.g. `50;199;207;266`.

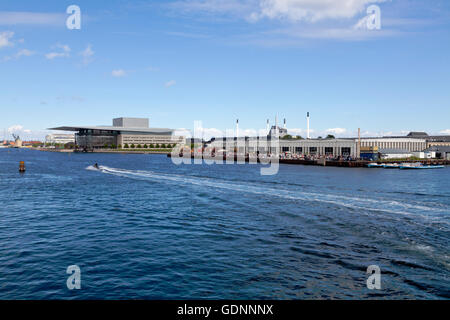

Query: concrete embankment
37;148;170;155
167;154;450;167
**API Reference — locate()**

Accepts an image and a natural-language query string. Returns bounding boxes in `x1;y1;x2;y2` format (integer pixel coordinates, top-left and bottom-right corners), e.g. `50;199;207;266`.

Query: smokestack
307;112;310;139
283;118;286;129
236;119;239;138
358;128;361;159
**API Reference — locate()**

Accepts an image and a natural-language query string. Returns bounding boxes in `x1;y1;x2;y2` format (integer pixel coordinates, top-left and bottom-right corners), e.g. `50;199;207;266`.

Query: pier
167;153;449;167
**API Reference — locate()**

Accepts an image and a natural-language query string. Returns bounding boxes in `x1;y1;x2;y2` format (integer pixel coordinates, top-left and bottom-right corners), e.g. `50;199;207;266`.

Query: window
325;147;333;155
282;146;290;152
295;147;302;153
341;147;351;156
309;147;317;154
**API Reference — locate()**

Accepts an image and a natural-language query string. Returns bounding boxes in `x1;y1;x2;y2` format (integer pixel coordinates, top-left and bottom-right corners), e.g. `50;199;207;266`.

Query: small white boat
367;163;385;168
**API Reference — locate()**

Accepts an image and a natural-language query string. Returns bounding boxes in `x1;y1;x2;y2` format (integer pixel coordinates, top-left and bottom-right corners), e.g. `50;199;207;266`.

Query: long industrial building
204;126;434;158
49;117;184;150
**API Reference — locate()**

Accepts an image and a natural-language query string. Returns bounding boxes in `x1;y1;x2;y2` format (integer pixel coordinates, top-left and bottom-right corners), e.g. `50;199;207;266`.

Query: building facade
49;117;184;150
45;133;75;145
359;137;426;152
205;137;358;157
205;133;430;158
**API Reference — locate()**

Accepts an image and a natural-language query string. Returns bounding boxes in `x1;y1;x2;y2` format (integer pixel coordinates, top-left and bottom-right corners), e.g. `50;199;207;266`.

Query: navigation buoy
19;161;26;173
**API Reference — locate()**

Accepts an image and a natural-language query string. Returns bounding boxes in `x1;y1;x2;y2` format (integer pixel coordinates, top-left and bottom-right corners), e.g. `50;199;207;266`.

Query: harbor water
0;149;449;299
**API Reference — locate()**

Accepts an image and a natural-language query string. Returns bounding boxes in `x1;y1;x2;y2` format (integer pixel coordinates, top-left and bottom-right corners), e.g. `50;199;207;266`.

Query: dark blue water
0;149;449;299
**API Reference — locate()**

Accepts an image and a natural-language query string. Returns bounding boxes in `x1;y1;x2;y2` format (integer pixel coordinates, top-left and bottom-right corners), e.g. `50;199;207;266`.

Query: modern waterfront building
49;117;184;150
45;133;75;145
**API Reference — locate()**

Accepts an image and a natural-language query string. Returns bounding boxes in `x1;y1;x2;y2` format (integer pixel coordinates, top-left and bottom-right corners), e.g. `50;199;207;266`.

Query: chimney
307;112;310;139
358;128;361;159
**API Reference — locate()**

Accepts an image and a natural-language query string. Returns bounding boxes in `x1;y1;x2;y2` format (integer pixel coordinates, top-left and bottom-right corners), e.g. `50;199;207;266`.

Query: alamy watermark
366;265;381;290
66;265;81;290
366;5;381;30
170;121;280;176
66;5;81;30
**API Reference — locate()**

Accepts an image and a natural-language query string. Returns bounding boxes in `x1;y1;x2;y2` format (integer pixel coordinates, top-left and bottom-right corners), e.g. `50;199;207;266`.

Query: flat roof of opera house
48;125;174;134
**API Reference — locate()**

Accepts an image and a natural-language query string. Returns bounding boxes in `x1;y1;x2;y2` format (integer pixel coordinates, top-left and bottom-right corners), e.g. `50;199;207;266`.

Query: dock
167;154;449;168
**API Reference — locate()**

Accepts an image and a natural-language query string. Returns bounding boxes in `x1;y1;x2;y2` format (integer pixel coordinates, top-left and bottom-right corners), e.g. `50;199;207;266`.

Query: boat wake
87;165;449;225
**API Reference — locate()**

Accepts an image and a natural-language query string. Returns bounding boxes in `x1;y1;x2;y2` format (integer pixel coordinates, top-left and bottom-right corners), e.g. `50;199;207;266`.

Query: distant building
49;117;184;150
269;125;288;138
379;148;413;159
206;130;358;157
45;133;75;145
425;146;450;160
359;137;426;152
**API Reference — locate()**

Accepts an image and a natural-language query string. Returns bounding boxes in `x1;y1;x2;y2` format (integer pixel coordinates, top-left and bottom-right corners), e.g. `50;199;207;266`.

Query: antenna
236;119;239;138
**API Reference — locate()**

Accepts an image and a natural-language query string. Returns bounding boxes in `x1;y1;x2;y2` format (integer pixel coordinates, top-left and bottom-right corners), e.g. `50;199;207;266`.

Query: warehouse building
204;129;430;158
424;146;450;160
359;137;426;152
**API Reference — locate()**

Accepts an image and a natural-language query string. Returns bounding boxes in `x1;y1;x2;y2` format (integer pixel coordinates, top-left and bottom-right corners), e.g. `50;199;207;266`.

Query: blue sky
1;0;450;140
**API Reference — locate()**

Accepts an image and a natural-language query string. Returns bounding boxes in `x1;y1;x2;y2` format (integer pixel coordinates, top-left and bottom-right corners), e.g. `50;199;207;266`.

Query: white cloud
165;80;177;87
326;128;347;135
80;44;94;64
5;125;51;140
170;0;394;42
8;124;23;133
45;52;67;59
172;0;386;23
252;0;386;23
2;48;35;62
0;11;65;26
16;49;34;57
0;31;14;48
112;69;127;77
45;44;71;60
440;129;450;135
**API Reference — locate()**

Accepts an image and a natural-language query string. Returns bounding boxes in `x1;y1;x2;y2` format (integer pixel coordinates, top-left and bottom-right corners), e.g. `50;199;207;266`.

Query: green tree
118;144;122;149
150;143;154;148
137;144;142;148
124;143;129;149
143;144;148;148
161;143;166;148
111;144;116;149
130;144;135;148
325;134;335;139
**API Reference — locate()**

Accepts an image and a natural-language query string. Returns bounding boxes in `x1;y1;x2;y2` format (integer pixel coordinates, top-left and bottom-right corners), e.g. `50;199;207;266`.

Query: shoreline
34;148;171;155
